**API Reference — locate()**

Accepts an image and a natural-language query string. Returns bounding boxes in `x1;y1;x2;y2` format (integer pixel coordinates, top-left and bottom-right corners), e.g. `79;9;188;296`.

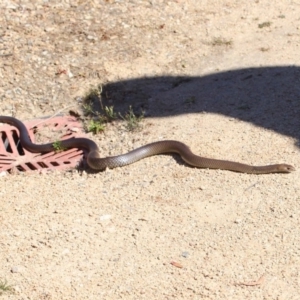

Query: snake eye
284;165;295;172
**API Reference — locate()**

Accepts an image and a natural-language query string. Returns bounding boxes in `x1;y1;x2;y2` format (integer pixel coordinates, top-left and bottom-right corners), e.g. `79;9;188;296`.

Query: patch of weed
120;106;144;132
258;22;271;28
211;37;233;46
0;279;14;296
104;106;117;121
87;120;105;134
184;96;196;105
52;141;67;152
259;47;270;52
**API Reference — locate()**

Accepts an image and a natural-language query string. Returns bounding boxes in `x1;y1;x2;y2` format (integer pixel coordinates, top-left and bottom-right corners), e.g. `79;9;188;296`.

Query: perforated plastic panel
0;116;86;173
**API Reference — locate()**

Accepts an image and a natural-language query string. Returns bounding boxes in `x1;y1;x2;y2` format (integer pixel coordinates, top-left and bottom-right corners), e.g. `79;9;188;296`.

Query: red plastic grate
0;116;87;173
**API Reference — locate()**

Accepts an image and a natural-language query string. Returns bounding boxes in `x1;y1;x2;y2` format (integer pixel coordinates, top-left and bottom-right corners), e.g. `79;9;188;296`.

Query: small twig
244;181;260;192
29;105;76;129
170;261;183;268
0;53;13;57
97;84;104;110
235;274;265;286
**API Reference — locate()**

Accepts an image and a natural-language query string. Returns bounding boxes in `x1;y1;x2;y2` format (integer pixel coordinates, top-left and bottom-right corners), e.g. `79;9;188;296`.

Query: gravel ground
0;0;300;299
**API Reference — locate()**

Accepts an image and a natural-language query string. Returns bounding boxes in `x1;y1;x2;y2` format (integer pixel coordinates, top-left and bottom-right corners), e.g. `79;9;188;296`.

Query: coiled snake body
0;116;295;174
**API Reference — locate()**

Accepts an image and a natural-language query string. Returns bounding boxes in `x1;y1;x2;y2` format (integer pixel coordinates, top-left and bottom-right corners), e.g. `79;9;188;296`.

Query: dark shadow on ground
96;66;300;146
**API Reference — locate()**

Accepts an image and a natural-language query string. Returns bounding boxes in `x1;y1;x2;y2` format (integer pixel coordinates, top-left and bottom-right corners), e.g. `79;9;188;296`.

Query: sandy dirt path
1;1;300;299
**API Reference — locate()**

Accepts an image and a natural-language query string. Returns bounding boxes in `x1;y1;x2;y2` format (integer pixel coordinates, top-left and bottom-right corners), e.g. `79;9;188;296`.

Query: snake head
277;164;295;173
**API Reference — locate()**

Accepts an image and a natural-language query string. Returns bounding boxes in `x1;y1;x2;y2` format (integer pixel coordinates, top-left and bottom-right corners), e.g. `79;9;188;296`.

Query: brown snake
0;116;295;174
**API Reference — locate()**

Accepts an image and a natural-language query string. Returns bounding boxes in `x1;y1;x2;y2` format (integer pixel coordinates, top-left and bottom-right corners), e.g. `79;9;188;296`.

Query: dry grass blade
235;274;265;287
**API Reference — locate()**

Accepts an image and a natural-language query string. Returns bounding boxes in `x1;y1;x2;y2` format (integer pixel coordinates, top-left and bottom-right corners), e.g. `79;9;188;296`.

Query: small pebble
99;214;112;221
181;251;189;258
11;266;21;273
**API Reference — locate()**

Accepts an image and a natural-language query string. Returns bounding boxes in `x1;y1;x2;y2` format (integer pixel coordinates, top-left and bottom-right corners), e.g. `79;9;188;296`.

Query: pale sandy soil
1;1;300;299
